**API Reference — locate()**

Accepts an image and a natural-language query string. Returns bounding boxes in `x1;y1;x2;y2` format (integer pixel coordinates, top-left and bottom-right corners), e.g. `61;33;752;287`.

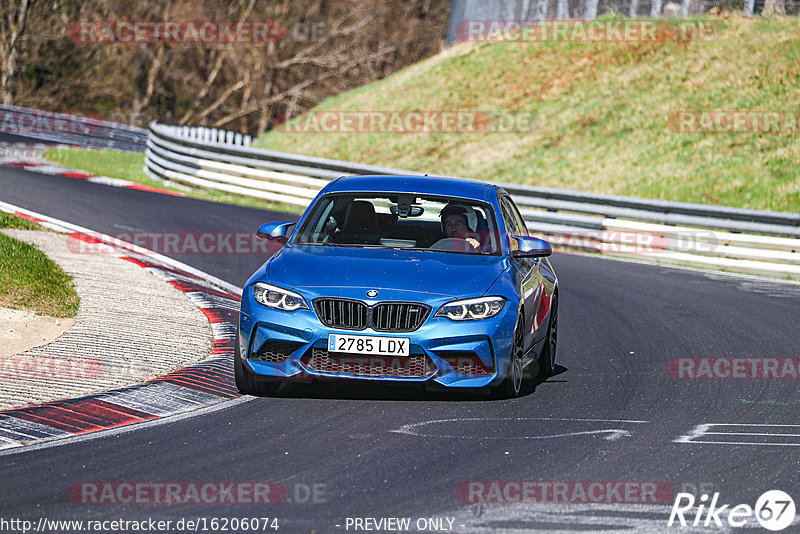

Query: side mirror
511;236;552;258
256;222;296;244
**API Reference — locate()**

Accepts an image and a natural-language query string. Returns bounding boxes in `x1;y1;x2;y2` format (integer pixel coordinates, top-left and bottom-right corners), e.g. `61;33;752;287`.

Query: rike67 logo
668;490;796;531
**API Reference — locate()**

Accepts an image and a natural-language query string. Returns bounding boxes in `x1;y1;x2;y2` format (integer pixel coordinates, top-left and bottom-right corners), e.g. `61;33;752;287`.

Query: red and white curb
0;146;182;197
0;203;242;451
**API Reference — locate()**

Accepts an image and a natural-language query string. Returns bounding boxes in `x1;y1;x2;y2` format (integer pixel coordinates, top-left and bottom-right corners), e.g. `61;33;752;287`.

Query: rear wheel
538;294;558;378
234;337;280;396
495;313;525;398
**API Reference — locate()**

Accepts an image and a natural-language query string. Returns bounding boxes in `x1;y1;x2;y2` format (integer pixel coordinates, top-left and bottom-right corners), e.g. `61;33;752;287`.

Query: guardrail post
557;0;568;18
650;0;663;15
534;0;550;20
584;0;599;19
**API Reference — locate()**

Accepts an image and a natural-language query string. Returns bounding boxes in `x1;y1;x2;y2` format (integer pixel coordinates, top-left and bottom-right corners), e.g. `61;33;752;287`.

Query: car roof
327;175;498;202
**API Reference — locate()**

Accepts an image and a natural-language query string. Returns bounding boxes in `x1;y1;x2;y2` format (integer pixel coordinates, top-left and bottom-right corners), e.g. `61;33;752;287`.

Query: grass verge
0;213;80;317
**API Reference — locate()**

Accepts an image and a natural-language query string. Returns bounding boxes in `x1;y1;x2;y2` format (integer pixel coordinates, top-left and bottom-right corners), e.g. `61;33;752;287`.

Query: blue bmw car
235;175;558;398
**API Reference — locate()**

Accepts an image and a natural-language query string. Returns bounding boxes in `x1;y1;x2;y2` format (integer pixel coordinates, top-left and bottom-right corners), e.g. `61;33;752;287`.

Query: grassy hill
253;15;800;212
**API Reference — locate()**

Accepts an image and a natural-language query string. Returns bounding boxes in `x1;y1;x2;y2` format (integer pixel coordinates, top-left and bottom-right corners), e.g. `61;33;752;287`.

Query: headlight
253;282;309;311
435;296;506;321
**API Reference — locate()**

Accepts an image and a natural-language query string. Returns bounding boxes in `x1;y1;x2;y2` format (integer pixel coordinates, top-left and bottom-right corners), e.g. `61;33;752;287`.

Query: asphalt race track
1;162;799;532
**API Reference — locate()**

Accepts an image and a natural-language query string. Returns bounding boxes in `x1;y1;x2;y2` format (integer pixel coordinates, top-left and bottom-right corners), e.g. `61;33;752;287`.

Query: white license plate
328;334;410;357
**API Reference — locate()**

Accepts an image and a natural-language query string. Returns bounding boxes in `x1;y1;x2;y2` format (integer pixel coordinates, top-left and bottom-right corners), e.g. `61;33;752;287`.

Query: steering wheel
430;238;477;253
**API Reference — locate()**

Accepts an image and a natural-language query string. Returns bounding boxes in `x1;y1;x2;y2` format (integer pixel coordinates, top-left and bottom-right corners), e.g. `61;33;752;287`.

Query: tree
7;0;449;132
0;0;35;104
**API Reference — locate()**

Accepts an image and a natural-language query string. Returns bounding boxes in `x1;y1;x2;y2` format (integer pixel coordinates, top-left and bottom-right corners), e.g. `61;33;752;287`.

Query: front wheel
234;337;280;396
495;313;525;399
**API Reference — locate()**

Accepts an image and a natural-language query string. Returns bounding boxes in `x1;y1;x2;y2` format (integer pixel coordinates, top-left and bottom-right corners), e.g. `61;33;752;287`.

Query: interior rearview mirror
390;205;424;218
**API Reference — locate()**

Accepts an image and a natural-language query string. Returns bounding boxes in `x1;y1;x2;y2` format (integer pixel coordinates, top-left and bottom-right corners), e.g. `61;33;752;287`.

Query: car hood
266;244;509;300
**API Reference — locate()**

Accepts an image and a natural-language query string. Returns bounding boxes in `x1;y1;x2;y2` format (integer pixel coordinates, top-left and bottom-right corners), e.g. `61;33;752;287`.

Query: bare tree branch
178;0;257;124
7;0;449;131
0;0;34;104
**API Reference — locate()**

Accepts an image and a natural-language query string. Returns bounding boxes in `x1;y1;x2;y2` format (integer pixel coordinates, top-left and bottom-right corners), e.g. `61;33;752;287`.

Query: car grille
301;348;435;378
249;340;304;363
313;298;430;332
372;303;429;332
314;299;369;330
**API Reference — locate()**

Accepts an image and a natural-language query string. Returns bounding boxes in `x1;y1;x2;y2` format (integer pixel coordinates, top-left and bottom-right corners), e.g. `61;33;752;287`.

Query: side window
501;197;526;237
500;198;519;251
508;199;529;237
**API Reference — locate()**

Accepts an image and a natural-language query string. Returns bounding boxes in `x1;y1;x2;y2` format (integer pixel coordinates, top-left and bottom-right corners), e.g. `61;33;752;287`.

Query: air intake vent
301;348;435;378
441;352;493;375
249;340;304;363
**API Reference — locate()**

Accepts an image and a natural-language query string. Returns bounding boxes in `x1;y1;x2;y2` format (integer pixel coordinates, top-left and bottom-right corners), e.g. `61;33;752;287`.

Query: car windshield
294;193;502;255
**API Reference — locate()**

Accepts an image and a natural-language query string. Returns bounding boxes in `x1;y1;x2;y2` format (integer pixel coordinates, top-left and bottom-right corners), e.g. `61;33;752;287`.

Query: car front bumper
237;290;517;389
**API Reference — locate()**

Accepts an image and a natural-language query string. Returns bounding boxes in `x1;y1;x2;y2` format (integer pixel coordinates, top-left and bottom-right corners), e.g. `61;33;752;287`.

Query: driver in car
440;204;481;251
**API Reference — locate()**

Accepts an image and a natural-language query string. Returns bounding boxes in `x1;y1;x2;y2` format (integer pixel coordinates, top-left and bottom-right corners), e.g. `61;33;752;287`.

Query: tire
538;294;558;378
234;336;280;396
495;313;525;399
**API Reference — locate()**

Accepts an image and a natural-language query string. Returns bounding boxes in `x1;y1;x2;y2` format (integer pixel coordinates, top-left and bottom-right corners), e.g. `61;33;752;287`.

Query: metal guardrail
145;121;800;279
446;0;800;45
0;104;147;152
